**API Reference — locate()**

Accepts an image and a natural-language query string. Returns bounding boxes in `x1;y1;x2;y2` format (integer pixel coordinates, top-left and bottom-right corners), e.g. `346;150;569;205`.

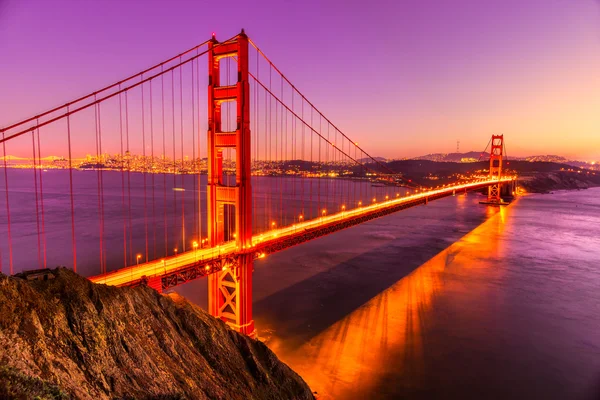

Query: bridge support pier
147;276;163;293
207;31;255;337
501;181;513;198
208;254;254;335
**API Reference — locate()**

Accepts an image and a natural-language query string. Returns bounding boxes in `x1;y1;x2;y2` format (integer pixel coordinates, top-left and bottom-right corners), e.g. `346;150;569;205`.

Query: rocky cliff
0;268;314;400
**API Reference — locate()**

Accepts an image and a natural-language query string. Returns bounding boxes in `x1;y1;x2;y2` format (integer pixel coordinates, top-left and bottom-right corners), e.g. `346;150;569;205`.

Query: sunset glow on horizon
1;0;599;159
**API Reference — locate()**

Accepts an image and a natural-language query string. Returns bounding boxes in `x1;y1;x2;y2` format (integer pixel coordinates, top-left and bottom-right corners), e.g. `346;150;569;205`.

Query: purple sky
1;0;599;160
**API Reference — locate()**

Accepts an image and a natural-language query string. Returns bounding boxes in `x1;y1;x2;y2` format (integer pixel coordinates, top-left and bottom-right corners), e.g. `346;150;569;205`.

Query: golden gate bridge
0;30;516;337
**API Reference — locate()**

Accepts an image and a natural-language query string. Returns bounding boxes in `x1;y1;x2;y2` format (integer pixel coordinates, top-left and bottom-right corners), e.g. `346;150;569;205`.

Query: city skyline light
1;0;599;160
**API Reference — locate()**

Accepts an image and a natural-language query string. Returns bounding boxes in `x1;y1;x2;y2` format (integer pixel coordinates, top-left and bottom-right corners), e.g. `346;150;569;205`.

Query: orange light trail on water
269;203;512;399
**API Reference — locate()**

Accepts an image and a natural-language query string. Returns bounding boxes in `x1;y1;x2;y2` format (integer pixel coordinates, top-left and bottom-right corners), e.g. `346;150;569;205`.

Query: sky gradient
1;0;599;160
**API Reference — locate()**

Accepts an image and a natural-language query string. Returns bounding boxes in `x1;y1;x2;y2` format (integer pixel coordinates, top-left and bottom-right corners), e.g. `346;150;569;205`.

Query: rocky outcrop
0;268;314;400
519;171;600;193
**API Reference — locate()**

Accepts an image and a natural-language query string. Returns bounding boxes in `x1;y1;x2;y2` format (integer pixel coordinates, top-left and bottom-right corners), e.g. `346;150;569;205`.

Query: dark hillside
0;268;314;400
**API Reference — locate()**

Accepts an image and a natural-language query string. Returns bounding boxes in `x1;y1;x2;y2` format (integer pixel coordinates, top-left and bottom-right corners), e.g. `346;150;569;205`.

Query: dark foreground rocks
0;268;314;400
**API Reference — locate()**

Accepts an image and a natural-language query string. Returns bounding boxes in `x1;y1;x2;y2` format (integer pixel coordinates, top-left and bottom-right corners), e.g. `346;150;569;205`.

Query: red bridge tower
488;134;504;202
207;31;255;337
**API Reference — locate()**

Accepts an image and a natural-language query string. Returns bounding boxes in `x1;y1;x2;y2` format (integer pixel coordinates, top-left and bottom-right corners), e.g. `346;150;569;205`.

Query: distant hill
410;151;597;168
358;156;387;163
0;155;27;161
387;159;575;175
0;155;64;161
412;151;485;163
524;155;569;163
382;159;586;188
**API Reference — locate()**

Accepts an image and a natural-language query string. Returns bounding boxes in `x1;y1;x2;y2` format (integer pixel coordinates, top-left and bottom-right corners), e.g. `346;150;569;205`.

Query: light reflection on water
272;201;509;399
255;190;600;399
3;168;598;398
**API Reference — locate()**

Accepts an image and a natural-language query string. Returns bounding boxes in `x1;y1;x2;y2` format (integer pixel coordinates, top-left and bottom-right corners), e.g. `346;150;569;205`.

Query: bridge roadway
89;177;515;290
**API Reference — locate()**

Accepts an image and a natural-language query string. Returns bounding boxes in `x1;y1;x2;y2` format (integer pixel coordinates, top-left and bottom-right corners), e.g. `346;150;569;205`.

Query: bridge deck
89;177;514;289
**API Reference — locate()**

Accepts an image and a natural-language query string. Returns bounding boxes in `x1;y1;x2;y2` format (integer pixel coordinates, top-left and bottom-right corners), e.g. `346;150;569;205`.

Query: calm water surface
179;188;600;399
2;169;599;399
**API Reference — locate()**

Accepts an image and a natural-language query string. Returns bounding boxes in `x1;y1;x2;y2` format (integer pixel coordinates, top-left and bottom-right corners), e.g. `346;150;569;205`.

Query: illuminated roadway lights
136;254;142;266
94;179;508;288
193;241;198;262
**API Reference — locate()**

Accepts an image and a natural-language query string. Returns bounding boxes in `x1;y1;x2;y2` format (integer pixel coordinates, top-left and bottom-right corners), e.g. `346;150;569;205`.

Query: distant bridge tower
207;31;255;337
488;134;503;202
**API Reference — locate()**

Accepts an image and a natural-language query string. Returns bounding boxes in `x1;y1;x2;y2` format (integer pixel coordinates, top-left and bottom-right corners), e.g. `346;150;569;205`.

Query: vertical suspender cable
291;91;296;222
179;61;186;251
125;91;133;266
97;103;105;274
310;108;313;220
254;51;259;233
66;108;77;272
251;52;256;232
283;80;287;226
191;58;197;242
142;77;149;262
280;76;284;227
268;66;272;230
150;78;157;260
196;55;202;244
162;71;168;257
347;139;350;206
94;100;103;275
264;71;268;232
36;128;47;268
301;98;305;219
31;131;42;269
119;89;128;267
227;58;233;240
274;70;279;227
171;70;177;253
318;114;321;216
353;142;357;204
2;132;13;274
